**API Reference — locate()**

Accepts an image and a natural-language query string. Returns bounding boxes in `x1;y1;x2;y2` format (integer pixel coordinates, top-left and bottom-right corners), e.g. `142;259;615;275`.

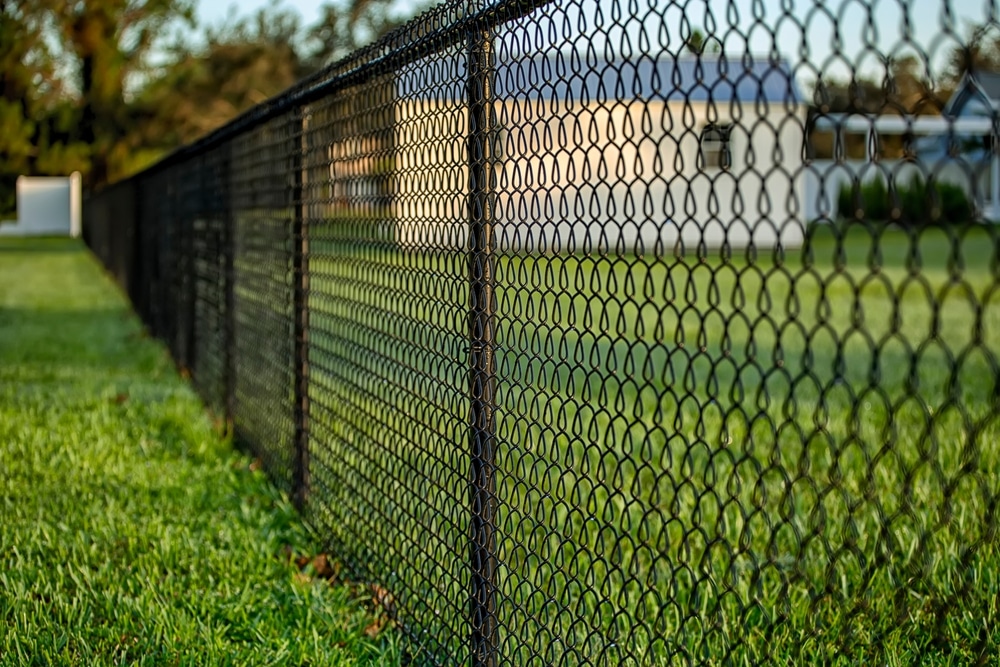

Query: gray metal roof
397;54;802;104
944;70;1000;115
972;71;1000;101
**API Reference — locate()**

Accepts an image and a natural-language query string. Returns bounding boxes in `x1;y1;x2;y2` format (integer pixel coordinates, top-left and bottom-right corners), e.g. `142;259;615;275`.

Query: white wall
0;173;82;237
391;99;808;253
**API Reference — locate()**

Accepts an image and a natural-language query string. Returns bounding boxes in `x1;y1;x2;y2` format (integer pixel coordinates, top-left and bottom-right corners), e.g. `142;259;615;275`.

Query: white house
331;54;809;252
806;71;1000;222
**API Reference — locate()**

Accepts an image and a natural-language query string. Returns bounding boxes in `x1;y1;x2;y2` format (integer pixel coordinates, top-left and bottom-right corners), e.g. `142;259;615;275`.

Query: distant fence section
85;0;1000;663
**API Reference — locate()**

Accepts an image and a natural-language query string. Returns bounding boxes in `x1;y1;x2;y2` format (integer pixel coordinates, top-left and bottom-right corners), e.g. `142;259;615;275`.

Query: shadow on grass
0;237;84;253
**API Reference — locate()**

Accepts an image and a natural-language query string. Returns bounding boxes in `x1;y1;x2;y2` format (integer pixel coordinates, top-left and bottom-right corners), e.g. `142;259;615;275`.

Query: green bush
837;174;975;226
936;181;974;223
900;175;926;223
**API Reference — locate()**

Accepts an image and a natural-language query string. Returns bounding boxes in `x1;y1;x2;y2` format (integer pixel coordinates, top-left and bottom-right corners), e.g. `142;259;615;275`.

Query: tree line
812;24;1000;115
1;2;997;217
0;0;416;215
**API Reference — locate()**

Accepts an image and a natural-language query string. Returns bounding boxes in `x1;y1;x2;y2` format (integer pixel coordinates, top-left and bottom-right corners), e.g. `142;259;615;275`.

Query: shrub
837;174;975;226
837;181;855;221
935;182;973;223
900;175;926;224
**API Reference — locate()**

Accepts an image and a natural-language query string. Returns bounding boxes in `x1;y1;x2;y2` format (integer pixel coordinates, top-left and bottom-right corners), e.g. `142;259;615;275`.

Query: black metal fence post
291;108;311;511
467;24;499;667
222;146;237;430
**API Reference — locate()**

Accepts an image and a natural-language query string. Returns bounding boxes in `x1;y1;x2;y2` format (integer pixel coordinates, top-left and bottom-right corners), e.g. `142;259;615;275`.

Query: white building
0;174;82;237
806;71;1000;222
339;54;809;252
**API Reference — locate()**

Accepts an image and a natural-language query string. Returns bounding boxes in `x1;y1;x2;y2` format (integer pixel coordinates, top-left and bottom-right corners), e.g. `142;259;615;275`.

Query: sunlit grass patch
0;238;401;666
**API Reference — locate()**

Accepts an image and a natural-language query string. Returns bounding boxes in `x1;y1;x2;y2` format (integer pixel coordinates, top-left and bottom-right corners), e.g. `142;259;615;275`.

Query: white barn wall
493;98;807;252
393;98;470;249
392;98;808;252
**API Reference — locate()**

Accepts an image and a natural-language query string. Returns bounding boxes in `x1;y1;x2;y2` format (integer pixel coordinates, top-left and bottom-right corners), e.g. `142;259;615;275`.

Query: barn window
700;124;732;169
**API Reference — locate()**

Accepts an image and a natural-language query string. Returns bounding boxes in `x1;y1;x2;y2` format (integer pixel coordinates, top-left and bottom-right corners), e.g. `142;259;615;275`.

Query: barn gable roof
944;71;1000;116
397;54;802;105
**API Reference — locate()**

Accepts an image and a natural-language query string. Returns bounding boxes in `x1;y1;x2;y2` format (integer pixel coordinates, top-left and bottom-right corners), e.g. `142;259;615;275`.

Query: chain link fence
85;0;1000;663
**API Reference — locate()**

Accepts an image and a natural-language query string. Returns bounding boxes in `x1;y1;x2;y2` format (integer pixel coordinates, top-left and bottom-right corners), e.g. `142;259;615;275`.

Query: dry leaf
364;618;388;638
311;553;339;580
370;583;396;621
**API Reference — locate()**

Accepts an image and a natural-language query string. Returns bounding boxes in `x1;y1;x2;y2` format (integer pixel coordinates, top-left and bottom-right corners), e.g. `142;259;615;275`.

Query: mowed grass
0;238;401;666
299;222;1000;665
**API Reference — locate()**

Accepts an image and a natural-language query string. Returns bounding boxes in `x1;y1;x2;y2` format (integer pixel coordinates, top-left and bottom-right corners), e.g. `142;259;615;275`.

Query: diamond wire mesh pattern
85;0;1000;663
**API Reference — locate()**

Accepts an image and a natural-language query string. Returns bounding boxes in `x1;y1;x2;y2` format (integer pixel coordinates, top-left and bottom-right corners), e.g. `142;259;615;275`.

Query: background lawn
0;238;401;666
296;221;1000;664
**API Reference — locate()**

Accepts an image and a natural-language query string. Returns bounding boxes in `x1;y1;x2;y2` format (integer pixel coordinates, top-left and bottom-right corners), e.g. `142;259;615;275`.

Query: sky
194;0;989;84
197;0;328;29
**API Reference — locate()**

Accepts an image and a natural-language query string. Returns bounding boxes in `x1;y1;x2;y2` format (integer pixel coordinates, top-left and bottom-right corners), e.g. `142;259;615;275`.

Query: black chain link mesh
85;0;1000;663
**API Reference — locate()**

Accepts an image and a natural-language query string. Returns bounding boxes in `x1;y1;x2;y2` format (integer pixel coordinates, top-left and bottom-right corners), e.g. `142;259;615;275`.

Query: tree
0;2;42;212
52;0;195;187
887;55;944;115
0;0;424;207
943;23;1000;87
134;3;309;149
305;0;416;69
0;0;90;214
683;28;721;56
809;56;947;117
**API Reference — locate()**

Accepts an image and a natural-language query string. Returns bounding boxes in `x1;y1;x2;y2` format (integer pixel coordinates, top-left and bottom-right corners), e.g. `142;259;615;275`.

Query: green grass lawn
0;238;401;666
297;221;1000;665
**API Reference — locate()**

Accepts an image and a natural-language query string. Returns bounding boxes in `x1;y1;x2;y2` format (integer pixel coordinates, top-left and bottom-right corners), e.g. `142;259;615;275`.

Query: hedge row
837;176;975;225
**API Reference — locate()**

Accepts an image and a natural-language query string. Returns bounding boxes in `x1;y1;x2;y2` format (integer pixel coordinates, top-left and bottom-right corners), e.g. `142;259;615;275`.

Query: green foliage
936;180;974;222
0;238;402;665
0;0;425;209
837;175;976;225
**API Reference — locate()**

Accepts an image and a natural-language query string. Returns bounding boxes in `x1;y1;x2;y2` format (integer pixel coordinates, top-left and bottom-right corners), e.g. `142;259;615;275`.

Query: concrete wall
0;173;82;237
391;99;808;252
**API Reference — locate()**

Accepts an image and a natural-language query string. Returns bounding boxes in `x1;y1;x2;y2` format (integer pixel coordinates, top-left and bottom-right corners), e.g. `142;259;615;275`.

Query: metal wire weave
85;0;1000;663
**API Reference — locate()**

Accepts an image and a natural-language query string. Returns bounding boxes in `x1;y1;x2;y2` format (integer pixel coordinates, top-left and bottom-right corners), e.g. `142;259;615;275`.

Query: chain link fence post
291;108;311;511
467;21;499;667
222;146;237;432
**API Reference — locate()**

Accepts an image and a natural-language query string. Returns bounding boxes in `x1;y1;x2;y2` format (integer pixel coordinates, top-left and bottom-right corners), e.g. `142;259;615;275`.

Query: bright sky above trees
196;0;986;80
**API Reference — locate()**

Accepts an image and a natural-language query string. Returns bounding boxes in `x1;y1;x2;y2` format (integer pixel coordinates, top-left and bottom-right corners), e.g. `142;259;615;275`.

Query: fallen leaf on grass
364;619;386;638
310;553;339;581
362;585;397;637
371;583;395;611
